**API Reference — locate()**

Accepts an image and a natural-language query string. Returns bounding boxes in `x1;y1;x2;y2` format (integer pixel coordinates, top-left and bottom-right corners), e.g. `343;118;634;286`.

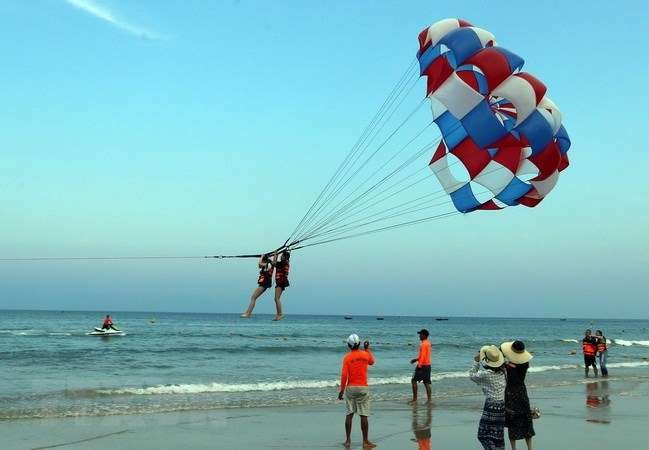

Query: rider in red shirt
102;315;114;330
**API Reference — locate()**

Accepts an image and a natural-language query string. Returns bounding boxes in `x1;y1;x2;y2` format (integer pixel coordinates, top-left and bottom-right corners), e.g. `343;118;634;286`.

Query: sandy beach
2;377;646;450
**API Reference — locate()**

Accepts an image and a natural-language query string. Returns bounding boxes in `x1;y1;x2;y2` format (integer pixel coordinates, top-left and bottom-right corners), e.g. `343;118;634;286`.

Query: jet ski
87;327;126;336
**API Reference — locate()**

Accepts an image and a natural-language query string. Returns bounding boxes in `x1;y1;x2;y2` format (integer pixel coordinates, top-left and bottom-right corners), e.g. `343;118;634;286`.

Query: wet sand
2;378;646;450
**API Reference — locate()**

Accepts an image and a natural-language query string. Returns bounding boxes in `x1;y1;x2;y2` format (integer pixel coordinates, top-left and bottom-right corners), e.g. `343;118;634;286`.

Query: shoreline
2;378;647;450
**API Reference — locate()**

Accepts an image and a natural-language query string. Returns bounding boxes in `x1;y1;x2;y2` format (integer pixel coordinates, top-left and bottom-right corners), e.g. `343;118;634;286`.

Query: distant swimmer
338;334;376;449
270;250;290;321
241;254;274;318
581;329;598;378
101;315;115;330
410;329;432;404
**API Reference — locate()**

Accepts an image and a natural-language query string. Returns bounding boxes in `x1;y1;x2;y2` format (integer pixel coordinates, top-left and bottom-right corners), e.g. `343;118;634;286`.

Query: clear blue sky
1;0;648;317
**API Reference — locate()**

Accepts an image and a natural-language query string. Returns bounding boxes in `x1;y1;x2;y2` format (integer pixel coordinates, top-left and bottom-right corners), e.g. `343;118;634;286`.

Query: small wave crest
97;372;472;396
91;361;639;397
613;339;649;347
607;361;649;368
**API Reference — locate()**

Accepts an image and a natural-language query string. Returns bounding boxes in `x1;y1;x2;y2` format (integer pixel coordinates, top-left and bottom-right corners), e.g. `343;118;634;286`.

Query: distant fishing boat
376;317;384;321
435;318;449;321
344;316;353;320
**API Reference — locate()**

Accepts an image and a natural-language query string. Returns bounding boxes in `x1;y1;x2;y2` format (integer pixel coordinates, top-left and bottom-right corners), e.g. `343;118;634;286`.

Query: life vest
257;266;273;285
103;318;112;326
275;261;290;283
582;338;597;356
596;337;607;353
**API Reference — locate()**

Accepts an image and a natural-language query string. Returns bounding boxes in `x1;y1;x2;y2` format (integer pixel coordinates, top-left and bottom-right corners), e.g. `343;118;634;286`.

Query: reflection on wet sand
586;380;611;424
411;404;432;450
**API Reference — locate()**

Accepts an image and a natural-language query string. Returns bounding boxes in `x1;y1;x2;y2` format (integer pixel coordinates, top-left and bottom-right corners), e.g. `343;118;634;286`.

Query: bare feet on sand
363;441;377;448
272;315;284;321
343;441;351;448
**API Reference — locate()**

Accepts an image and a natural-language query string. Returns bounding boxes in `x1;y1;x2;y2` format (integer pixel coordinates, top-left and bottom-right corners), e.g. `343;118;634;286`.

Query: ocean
1;310;648;420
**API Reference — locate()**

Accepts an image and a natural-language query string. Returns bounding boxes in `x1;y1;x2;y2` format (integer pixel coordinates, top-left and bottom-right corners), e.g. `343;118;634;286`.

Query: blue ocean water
1;310;648;420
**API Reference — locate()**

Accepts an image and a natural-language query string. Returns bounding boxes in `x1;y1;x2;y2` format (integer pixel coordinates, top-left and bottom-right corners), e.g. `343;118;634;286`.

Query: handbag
531;407;541;419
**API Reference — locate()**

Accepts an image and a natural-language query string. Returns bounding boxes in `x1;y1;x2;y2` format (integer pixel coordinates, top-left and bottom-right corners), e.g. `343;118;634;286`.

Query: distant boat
376;317;384;321
344;316;353;320
560;318;567;321
435;318;449;321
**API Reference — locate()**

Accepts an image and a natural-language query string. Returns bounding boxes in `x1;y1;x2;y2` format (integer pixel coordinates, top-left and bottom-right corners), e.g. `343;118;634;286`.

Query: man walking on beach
338;334;376;449
410;329;432;403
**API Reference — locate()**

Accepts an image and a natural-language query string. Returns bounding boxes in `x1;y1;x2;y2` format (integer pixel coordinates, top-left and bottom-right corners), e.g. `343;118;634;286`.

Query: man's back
341;350;375;388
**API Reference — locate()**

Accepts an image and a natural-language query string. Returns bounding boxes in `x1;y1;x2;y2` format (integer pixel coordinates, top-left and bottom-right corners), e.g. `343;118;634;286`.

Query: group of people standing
581;329;609;377
241;250;291;321
337;330;535;450
470;341;535;450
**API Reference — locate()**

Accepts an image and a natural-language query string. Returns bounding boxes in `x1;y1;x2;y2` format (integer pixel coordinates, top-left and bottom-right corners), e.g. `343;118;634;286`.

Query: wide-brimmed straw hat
500;341;533;365
480;345;505;368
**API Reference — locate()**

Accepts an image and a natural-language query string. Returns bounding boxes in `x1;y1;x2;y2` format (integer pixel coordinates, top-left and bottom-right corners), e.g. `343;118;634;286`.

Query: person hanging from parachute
240;253;275;318
270;250;291;321
240;250;290;320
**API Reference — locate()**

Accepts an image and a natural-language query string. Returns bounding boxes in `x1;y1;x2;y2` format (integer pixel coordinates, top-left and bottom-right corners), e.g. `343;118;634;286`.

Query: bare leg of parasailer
272;286;284;321
241;286;267;318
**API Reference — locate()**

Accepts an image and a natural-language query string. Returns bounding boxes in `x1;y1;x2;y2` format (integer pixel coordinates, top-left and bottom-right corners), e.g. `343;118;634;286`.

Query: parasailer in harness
270;250;290;321
241;254;274;318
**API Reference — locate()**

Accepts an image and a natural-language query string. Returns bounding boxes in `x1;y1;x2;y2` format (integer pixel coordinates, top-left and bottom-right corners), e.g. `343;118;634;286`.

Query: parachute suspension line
291;108;479;247
290;155;527;247
291;98;428;244
302;194;456;244
303;188;454;243
290;112;489;247
285;58;419;244
307;166;433;235
290;211;461;251
290;75;423;243
288;182;507;252
294;132;435;243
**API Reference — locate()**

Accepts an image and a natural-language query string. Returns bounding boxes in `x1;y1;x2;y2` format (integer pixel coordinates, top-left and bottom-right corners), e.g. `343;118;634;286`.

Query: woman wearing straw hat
501;341;535;450
470;345;506;450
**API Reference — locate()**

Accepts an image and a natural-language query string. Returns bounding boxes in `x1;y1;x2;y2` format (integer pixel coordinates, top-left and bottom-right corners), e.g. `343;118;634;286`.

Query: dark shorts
276;281;289;290
584;355;597;366
412;365;431;384
258;281;271;289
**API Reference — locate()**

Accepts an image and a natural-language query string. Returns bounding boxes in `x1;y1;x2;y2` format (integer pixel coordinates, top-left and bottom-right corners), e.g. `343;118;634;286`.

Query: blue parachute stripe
515;110;554;155
435;111;468;150
495;177;532;206
555;125;571;154
449;183;482;212
439;28;484;68
461;100;509;147
474;71;489;95
417;44;443;75
493;47;525;72
486;148;498;157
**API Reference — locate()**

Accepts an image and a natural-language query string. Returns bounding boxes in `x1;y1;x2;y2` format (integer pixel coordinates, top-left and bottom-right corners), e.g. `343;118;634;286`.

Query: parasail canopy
418;18;571;213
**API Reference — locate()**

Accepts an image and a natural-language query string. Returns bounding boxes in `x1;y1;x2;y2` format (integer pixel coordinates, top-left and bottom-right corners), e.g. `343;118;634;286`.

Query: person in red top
582;329;598;378
270;250;290;321
338;333;376;449
410;329;432;403
101;315;114;330
241;254;274;318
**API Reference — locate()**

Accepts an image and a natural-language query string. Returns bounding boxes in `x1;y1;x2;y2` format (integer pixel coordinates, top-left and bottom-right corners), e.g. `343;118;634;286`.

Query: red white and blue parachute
418;19;571;212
